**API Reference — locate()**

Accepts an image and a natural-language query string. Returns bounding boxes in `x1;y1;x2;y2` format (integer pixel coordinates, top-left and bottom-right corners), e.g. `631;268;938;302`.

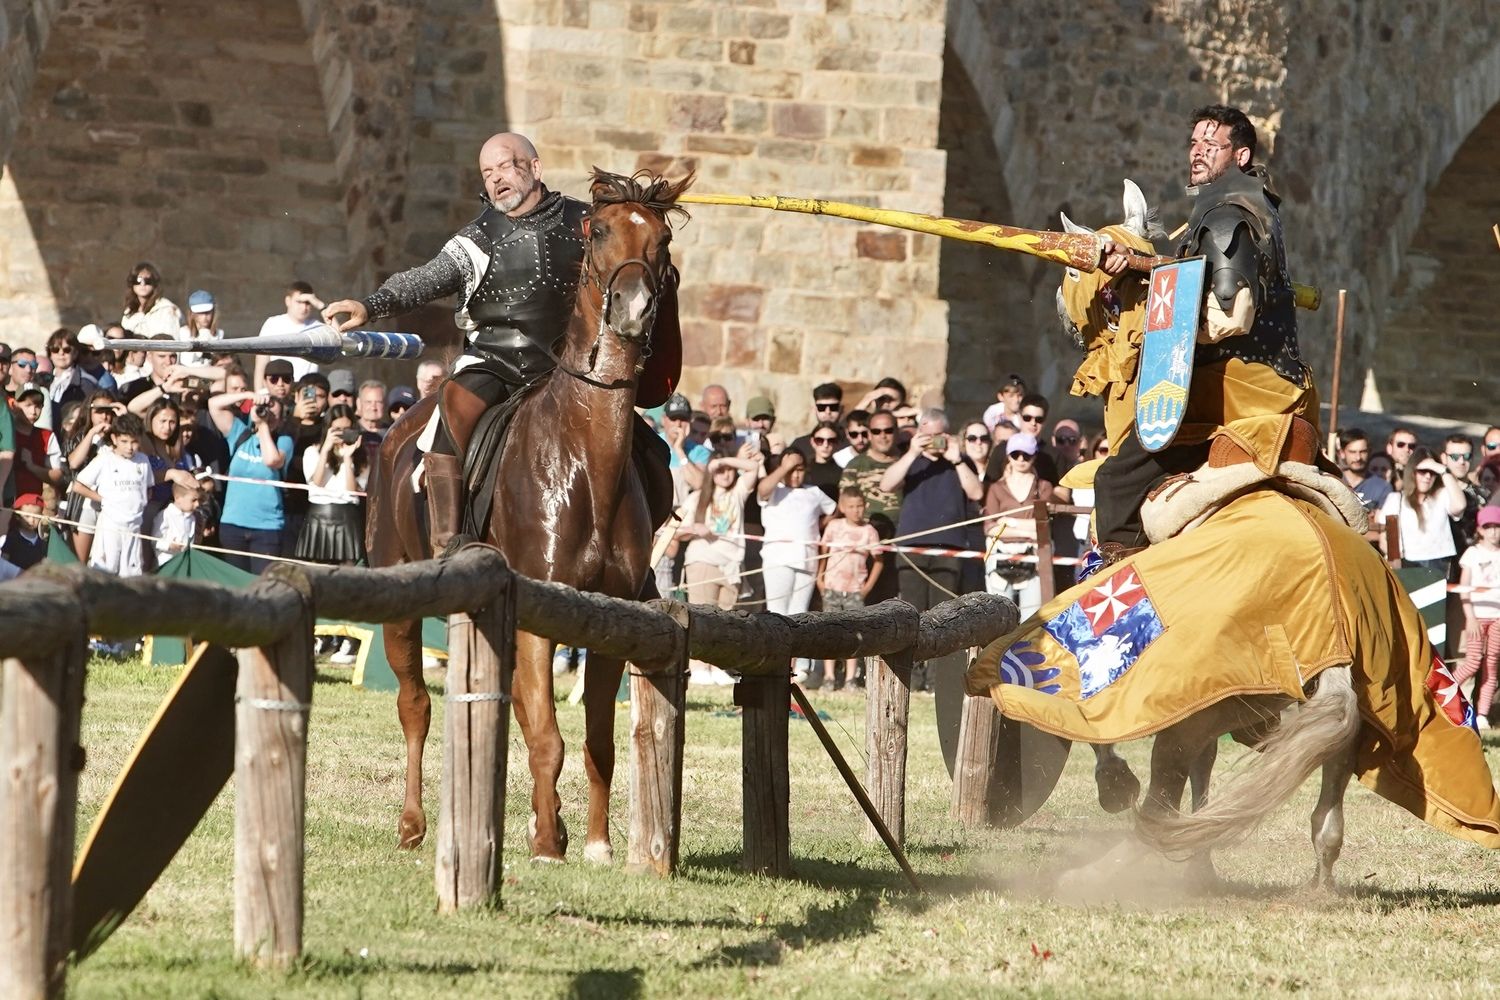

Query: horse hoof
583;841;614;866
397;812;427;850
527;813;569;859
1095;759;1141;814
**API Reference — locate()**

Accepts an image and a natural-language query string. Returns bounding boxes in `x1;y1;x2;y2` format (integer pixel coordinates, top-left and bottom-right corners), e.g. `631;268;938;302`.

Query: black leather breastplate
464;193;588;382
1180;171;1306;385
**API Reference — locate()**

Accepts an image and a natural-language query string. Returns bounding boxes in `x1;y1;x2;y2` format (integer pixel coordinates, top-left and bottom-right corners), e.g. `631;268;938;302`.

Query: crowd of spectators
9;261;1500;707
0;263;445;611
650;375;1097;690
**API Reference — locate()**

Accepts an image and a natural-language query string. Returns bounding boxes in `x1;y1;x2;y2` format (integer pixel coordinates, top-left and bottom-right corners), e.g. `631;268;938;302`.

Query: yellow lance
678;192;1321;311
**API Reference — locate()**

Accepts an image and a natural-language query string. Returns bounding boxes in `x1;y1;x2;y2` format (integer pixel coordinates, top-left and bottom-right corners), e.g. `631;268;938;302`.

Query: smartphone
182;376;213;391
301;385;318;403
927;434;947;453
339;428;361;444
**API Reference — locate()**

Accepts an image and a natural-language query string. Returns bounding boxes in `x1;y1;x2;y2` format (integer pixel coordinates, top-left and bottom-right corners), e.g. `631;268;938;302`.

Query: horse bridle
548;243;666;391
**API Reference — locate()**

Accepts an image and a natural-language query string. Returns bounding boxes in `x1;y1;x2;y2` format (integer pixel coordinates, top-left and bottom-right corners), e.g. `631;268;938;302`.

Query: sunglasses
868;427;896;437
812;436;838;445
1391;441;1415;450
50;345;76;355
1054;435;1079;445
264;374;291;384
133;276;158;286
709;432;736;443
1447;453;1473;462
846;429;869;439
1009;451;1034;460
1486;441;1500;451
964;434;988;443
1019;413;1044;423
13;359;36;368
815;402;841;411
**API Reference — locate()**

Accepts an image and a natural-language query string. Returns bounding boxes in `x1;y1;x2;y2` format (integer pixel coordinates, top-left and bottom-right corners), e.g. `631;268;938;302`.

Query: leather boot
423;452;465;556
1098;540;1146;568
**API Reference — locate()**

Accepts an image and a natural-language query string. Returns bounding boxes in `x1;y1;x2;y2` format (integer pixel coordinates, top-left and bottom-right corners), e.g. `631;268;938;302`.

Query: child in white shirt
1455;505;1500;728
151;479;204;566
71;414;153;576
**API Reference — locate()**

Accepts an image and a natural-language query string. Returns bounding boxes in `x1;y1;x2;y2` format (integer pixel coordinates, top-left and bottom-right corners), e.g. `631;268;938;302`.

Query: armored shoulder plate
1194;205;1262;312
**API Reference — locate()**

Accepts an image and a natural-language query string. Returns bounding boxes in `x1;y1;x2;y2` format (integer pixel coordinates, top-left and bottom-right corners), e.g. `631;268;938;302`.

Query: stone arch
935;41;1035;420
0;0;349;343
1370;96;1500;420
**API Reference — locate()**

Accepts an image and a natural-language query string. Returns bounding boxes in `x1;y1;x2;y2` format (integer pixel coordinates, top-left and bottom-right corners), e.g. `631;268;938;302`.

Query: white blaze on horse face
629;211;647;227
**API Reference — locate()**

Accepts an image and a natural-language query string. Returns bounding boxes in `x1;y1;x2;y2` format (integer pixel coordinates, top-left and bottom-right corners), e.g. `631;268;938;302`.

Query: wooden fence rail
0;543;1019;998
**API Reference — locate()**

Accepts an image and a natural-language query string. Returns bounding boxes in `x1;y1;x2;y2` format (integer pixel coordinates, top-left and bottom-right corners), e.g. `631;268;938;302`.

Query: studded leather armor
361;188;589;385
1178;167;1307;386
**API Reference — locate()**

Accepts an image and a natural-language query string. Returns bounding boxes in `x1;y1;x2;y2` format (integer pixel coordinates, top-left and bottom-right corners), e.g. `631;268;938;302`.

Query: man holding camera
208;388;294;572
877;407;984;691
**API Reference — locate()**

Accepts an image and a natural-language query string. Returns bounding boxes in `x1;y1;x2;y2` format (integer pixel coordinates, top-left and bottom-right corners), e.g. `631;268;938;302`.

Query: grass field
64;655;1500;999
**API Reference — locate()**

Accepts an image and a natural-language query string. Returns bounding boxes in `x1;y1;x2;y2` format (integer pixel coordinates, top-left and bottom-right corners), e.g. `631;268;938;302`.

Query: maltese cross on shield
1135;257;1206;452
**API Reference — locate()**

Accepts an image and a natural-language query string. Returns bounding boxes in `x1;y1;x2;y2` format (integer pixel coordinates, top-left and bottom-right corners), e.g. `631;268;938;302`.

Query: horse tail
1135;666;1359;857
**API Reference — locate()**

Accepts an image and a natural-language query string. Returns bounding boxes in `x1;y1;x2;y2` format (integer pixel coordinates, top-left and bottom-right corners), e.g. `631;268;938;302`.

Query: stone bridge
2;0;1496;422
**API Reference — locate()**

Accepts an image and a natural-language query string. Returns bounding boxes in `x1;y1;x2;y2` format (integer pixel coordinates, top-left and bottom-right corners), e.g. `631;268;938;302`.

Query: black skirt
295;502;366;565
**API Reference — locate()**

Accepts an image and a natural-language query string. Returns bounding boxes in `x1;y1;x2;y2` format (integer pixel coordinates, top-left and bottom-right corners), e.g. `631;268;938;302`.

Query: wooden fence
0;542;1019;999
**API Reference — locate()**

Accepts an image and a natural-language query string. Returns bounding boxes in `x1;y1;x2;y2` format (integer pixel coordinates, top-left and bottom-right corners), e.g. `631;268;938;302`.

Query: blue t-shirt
1352;473;1392;513
219;415;294;530
662;433;712;470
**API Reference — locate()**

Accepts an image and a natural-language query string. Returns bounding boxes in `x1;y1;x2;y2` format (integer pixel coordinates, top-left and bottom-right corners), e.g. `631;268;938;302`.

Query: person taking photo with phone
296;403;368;566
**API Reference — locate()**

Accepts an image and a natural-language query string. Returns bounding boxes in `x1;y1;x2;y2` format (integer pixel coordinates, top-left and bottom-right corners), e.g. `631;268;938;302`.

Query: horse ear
1122;179;1149;237
1060;211;1093;236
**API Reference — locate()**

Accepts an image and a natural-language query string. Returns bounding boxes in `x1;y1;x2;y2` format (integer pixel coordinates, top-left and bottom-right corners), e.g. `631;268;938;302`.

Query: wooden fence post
1384;513;1402;570
864;648;913;845
436;576;515;911
627;600;689;877
0;599;87;1000
233;578;314;969
1034;499;1056;605
737;671;790;876
950;691;1000;826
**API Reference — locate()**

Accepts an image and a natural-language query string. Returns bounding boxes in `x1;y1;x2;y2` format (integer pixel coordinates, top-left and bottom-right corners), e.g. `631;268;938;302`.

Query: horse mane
588;167;695;224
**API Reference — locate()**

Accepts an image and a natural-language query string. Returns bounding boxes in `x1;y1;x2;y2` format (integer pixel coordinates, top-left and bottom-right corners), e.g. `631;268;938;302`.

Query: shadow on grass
568;967;643;999
690;892;880;970
680;849;993;903
1349;885;1500;911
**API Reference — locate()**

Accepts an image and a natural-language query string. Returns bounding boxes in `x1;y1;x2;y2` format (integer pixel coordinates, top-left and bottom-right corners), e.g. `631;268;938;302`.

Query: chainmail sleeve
360;242;469;320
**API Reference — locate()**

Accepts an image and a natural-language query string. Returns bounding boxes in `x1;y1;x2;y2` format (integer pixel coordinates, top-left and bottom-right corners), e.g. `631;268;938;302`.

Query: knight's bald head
479;132;538;164
479;132;544;216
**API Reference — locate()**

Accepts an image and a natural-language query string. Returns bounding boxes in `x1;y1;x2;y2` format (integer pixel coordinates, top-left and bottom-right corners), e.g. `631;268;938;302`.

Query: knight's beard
493;172;536;213
1190;158;1227;185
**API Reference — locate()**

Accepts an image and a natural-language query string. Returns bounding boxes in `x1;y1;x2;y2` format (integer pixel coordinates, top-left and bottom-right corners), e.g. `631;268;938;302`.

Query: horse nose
611;280;654;330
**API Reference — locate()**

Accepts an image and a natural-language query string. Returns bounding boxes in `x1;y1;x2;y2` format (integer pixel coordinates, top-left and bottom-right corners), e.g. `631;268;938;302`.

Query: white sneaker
330;639;357;665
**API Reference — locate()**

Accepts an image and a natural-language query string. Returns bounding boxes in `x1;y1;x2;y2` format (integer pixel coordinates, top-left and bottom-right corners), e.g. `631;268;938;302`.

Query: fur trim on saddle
1141;460;1369;545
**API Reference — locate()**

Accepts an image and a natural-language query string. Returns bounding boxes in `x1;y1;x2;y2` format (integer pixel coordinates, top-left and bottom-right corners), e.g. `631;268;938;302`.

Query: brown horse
366;168;692;862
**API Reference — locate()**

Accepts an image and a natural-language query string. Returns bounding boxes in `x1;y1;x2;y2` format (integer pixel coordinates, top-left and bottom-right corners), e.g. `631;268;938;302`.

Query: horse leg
1309;747;1355;889
1141;721;1221;887
387;616;431;849
581;654;627;864
512;629;568;861
1092;743;1141;813
1188;738;1218;813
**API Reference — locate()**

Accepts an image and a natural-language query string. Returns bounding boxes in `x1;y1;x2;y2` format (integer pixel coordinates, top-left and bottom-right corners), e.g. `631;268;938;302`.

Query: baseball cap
386;386;417;411
13;492;43;510
0;342;10;363
265;359;295;379
1479;506;1500;528
746;395;776;419
1002;373;1028;391
663;392;691;420
328;369;356;396
1006;432;1039;455
187;290;216;314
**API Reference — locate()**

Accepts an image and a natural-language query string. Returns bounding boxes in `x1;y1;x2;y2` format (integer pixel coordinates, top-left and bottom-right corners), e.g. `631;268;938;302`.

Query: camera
182;376;213;392
926;434;947;453
190;465;213;482
339;428;361;445
253;402;274;421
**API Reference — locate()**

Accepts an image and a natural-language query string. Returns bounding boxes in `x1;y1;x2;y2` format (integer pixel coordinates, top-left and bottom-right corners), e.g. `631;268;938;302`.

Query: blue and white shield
1135;257;1206;452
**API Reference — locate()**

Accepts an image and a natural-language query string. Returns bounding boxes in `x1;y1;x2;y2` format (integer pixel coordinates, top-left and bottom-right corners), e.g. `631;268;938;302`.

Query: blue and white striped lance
107;325;425;363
